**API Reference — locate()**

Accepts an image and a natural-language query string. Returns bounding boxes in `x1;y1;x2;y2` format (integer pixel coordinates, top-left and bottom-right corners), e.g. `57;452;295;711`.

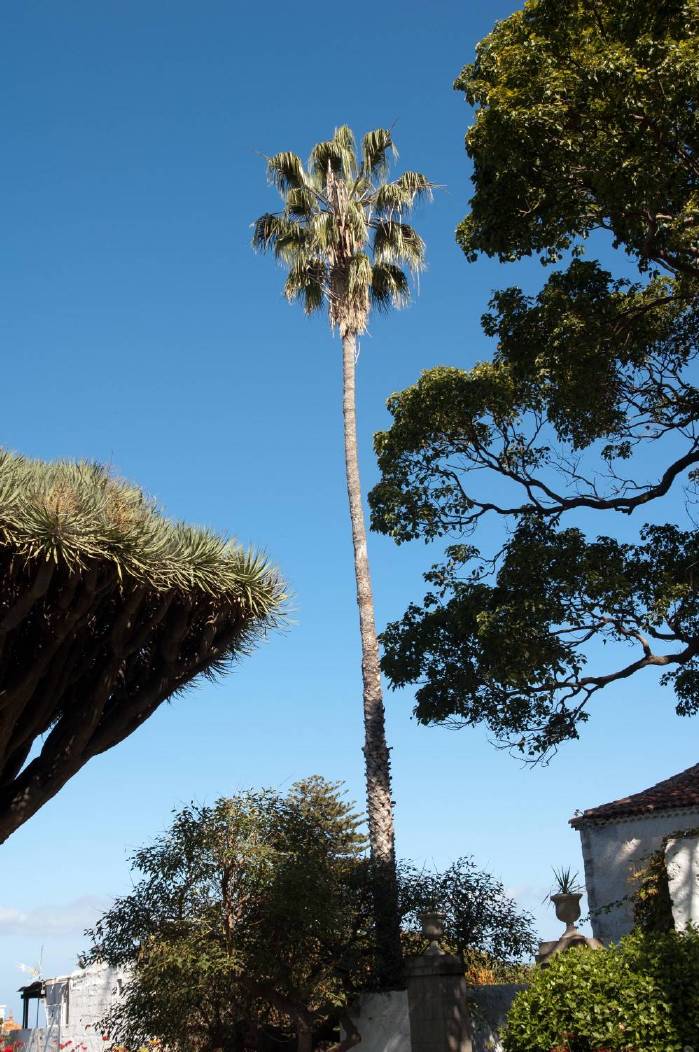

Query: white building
17;962;128;1052
571;762;699;943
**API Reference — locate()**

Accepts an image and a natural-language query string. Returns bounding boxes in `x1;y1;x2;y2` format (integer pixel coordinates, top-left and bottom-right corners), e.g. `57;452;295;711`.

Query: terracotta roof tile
570;762;699;827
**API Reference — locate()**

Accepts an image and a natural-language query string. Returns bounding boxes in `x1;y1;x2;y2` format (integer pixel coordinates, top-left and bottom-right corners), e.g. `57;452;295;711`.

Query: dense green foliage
87;779;372;1052
86;781;536;1052
632;849;676;935
455;0;699;274
398;857;536;981
0;450;284;842
369;0;699;756
503;930;699;1051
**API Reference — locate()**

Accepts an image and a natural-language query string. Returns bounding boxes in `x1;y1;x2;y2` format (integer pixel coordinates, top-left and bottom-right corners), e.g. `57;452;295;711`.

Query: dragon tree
0;450;284;843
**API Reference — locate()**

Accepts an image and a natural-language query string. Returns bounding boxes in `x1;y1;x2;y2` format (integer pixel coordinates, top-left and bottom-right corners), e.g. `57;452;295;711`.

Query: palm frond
351;174;373;201
309;135;356;182
309;211;336;254
348;252;373;296
361;128;396;180
273;224;308;264
285;186;317;219
373;172;434;214
303;279;325;315
394;171;434;201
284;259;327;316
372;220;426;270
370;262;410;311
266;152;307;194
251;213;282;252
251;214;306;259
255;126;432;329
344;201;368;247
333;124;357;156
342;254;371;334
309;142;349;183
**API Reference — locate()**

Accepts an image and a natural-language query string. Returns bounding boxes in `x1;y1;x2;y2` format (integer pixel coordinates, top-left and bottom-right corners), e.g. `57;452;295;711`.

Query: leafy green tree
86;778;373;1052
86;781;536;1052
252;126;433;981
369;0;699;757
0;450;283;842
398;857;536;980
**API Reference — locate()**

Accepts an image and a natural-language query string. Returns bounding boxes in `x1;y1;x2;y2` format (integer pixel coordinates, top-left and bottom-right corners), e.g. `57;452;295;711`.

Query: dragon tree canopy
0;449;285;843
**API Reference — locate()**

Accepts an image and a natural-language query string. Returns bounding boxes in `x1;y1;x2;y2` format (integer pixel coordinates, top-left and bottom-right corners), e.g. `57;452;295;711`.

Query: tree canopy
86;778;371;1052
86;779;535;1052
0;450;284;841
369;0;699;757
398;857;536;981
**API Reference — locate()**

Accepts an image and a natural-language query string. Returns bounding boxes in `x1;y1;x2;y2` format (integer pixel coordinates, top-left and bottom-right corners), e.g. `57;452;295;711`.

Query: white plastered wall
578;808;699;943
666;833;699;930
16;962;128;1052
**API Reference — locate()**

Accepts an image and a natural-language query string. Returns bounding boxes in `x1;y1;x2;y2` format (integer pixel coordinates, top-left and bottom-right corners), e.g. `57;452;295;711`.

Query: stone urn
420;910;446;954
550;892;583;933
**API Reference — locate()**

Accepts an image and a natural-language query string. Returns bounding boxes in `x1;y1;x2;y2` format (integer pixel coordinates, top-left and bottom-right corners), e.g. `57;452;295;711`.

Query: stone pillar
405;913;473;1052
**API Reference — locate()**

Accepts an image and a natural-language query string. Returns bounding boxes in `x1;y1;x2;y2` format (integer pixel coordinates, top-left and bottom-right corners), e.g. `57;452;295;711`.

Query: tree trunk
341;330;403;987
296;1022;313;1052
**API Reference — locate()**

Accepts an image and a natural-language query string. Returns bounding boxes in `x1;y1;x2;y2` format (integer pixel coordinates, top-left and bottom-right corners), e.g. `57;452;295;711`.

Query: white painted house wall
666;833;699;930
578;808;699;943
16;962;128;1052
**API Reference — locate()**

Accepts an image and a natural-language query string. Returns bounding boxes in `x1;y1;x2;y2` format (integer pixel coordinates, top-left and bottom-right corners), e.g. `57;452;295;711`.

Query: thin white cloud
0;897;108;938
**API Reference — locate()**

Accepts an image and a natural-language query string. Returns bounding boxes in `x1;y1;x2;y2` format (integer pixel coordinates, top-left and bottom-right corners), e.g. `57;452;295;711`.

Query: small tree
253;125;433;983
86;778;374;1052
398;857;536;980
0;451;284;842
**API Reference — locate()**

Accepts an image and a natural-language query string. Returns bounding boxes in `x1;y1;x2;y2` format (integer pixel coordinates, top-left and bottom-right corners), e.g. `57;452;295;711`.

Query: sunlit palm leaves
252;126;433;334
370;263;410;312
361;128;396;179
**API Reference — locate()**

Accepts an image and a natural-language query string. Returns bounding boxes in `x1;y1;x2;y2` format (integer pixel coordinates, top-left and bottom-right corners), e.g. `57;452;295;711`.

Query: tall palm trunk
341;330;403;986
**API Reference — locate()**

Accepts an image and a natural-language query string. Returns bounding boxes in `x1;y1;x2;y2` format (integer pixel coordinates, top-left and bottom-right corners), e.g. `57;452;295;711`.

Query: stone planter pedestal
404;913;473;1052
536;893;603;966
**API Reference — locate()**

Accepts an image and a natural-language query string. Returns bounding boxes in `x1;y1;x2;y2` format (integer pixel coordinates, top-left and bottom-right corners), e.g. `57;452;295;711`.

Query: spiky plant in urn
548;867;584;934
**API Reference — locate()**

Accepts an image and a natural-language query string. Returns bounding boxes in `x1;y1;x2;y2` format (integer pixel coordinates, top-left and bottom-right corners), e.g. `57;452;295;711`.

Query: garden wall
350;983;525;1052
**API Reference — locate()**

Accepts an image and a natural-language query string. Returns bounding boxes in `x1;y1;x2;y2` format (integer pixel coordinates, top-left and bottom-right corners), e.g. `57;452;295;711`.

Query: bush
503;929;699;1052
398;857;537;968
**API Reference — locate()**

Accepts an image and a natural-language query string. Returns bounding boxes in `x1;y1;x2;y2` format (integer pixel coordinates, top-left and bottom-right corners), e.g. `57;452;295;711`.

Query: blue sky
1;0;696;1015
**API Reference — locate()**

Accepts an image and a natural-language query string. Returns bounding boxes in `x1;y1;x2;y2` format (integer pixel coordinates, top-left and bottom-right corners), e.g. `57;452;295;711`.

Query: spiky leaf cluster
252;126;432;336
0;449;285;842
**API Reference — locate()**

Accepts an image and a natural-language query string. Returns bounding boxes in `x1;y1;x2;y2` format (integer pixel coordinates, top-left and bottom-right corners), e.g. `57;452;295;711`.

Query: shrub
503;929;699;1051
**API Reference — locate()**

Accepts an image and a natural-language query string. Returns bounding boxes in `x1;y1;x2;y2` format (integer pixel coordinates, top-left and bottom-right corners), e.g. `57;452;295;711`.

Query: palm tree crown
252;125;432;336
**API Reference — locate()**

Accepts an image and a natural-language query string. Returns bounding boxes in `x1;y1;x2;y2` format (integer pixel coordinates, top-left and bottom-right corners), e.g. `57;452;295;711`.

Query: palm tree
252;125;432;985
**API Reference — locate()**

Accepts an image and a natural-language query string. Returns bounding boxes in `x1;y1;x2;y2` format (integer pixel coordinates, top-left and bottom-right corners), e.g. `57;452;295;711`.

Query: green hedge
503;929;699;1051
